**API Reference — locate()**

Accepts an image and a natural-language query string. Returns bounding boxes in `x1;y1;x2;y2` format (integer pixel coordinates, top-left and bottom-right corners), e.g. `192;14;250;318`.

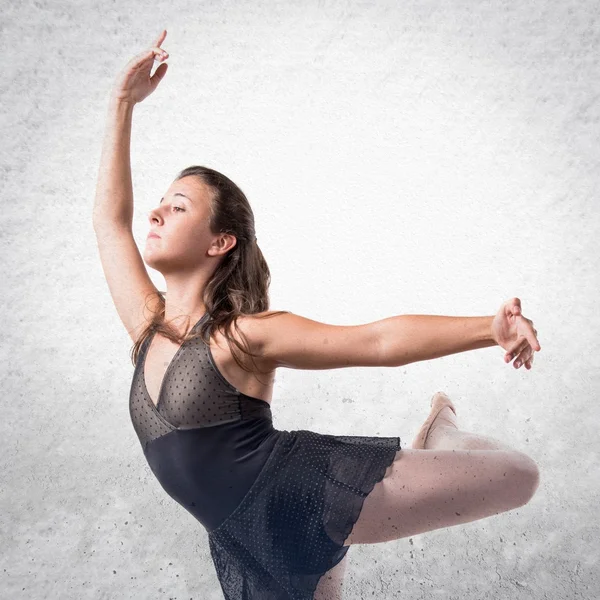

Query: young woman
93;30;542;600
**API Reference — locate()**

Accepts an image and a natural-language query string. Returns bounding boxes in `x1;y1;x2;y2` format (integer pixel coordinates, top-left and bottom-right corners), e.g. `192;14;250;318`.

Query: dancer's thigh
344;448;540;545
313;553;348;600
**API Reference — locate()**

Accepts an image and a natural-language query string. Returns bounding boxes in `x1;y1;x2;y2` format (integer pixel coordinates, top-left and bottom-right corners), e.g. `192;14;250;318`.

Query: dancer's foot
411;391;458;449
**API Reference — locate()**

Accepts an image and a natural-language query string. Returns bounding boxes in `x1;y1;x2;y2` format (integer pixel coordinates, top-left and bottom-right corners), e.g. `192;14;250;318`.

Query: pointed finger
153;29;167;47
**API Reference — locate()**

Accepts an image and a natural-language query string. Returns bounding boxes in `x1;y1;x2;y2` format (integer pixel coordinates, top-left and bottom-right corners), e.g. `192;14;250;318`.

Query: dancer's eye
173;206;185;212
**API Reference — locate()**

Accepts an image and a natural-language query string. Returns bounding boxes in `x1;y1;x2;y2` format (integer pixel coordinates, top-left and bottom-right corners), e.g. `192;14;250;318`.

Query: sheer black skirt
207;428;401;599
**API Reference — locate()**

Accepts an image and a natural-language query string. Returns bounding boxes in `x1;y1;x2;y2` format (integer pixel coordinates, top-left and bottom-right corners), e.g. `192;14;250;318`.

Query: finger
151;46;169;61
131;48;166;69
512;300;521;316
504;338;529;362
507;346;528;366
139;48;169;66
150;62;168;88
527;325;541;352
513;347;532;369
153;29;167;48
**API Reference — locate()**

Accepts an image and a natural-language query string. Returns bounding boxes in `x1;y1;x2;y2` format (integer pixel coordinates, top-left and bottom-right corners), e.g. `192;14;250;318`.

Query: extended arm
376;314;496;367
92;34;170;341
240;311;497;370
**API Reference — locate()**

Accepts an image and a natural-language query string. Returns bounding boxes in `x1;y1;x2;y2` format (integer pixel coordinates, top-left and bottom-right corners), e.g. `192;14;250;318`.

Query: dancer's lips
148;232;161;239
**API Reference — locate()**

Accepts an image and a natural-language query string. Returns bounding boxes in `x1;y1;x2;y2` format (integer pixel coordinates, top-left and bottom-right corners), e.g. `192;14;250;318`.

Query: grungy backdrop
2;0;598;598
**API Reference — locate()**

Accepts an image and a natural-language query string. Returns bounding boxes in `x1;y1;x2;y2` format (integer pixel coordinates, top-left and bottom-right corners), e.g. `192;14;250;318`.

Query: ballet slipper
411;391;457;450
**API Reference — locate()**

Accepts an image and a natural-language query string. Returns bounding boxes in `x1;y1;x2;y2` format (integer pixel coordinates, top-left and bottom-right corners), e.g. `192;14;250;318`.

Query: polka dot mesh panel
128;312;402;599
129;312;270;451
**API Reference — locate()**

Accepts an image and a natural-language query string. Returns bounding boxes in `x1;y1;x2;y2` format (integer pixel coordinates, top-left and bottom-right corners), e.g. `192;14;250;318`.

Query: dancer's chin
144;254;188;276
143;254;168;272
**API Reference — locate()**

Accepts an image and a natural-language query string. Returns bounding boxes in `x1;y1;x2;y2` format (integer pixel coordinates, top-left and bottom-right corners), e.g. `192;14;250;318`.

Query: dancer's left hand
491;298;541;370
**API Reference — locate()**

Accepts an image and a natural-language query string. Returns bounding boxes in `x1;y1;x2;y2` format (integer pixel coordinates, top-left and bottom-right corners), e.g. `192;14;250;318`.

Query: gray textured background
2;0;598;598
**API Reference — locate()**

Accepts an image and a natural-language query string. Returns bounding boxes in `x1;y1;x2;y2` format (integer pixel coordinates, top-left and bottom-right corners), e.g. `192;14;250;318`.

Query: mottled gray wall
2;1;598;598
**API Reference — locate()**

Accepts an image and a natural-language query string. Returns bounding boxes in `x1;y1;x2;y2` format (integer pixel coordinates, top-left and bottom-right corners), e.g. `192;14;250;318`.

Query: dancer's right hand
111;30;170;105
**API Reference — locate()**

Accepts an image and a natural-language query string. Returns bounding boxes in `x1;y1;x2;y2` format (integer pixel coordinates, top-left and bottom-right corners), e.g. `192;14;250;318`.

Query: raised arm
92;32;169;341
93;100;136;227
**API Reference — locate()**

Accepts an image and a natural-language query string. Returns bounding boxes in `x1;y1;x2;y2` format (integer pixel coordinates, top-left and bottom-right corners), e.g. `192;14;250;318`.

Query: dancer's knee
511;451;541;505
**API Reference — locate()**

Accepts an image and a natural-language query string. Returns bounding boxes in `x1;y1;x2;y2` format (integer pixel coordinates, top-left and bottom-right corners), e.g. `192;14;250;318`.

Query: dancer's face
143;176;219;274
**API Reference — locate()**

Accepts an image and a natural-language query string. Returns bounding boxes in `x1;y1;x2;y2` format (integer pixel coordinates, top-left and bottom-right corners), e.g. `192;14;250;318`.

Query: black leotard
129;312;401;599
129;312;277;531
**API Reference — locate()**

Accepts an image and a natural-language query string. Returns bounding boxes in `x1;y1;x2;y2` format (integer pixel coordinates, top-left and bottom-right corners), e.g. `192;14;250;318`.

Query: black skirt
207;428;401;599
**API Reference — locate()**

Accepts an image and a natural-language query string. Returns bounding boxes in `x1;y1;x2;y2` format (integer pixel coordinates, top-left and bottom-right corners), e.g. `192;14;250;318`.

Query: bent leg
344;392;540;545
344;447;539;545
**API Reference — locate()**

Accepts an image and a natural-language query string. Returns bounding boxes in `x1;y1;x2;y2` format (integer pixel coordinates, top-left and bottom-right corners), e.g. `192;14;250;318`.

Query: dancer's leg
313;554;348;600
343;392;540;545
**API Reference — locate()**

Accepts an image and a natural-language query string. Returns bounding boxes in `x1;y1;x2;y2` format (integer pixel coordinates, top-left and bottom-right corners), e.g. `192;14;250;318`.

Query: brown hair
129;165;289;383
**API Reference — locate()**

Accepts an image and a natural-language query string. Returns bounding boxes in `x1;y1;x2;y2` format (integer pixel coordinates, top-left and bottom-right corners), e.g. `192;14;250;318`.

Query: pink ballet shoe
411;391;457;450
